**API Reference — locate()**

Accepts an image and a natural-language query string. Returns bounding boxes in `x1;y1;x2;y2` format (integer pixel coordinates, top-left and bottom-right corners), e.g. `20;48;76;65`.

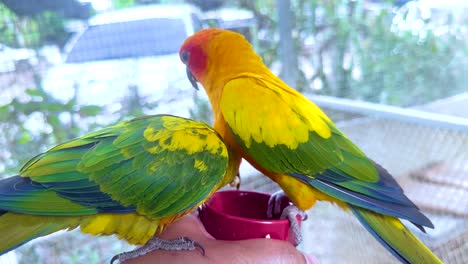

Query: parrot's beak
186;67;199;90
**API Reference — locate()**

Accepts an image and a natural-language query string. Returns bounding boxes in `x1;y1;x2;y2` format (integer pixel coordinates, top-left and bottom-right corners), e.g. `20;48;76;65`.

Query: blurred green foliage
0;3;17;46
241;0;467;106
0;2;99;177
0;86;103;176
353;14;468;106
0;2;69;48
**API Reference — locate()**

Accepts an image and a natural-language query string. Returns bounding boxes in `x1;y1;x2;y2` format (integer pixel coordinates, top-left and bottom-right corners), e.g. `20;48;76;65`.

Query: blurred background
0;0;467;263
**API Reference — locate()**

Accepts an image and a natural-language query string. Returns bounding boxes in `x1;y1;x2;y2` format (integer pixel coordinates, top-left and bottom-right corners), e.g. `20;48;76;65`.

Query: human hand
124;213;317;264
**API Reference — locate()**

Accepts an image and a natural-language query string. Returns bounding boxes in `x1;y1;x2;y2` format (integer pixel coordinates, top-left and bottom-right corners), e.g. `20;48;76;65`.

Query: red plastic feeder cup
199;190;302;245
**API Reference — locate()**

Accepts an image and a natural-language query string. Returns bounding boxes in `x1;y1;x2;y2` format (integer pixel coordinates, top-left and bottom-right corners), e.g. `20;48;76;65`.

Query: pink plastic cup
199;190;301;245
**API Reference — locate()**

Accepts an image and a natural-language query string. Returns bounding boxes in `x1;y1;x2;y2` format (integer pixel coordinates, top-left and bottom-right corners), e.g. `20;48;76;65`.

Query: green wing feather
220;76;376;178
2;115;229;219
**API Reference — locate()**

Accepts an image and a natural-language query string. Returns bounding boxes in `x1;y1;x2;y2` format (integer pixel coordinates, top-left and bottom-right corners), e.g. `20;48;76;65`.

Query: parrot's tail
350;205;442;264
0;212;80;255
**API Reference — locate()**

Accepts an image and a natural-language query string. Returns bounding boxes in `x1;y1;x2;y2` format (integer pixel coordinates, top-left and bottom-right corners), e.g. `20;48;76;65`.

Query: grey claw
274;194;283;215
110;254;120;264
193;241;206;256
267;190;287;219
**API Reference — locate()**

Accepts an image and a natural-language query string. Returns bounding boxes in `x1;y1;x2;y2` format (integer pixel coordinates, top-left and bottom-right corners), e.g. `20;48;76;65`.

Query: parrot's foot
110;236;205;264
267;191;307;246
281;205;308;246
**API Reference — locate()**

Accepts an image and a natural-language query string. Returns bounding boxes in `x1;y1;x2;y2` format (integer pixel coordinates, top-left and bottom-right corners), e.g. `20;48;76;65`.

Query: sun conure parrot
0;114;237;263
179;28;442;264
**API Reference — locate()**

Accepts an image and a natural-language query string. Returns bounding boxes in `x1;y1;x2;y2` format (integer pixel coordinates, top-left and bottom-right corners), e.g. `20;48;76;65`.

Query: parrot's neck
200;42;266;102
211;110;243;175
199;47;283;180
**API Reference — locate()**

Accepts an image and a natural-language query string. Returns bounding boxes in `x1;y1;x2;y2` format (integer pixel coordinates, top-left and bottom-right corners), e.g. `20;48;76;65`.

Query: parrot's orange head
180;28;260;90
179;28;222;90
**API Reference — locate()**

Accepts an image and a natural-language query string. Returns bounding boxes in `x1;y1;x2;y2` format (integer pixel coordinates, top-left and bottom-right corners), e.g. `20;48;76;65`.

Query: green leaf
18;131;32;144
43;103;64;112
25;89;44;98
79;105;102;117
48;115;60;127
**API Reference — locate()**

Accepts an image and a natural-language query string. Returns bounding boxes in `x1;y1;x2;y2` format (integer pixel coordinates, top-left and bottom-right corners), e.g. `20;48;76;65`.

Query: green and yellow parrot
180;28;442;263
0;114;237;262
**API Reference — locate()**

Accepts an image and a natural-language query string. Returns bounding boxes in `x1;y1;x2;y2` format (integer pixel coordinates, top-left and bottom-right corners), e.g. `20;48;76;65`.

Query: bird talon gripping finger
180;28;442;264
267;191;308;246
281;205;308;246
110;236;205;264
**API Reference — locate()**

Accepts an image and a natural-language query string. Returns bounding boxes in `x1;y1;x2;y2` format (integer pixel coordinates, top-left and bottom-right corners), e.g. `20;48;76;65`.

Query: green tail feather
350;205;442;264
0;212;80;255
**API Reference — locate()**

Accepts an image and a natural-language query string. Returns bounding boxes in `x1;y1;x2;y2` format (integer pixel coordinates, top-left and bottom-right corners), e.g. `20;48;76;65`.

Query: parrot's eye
181;51;189;64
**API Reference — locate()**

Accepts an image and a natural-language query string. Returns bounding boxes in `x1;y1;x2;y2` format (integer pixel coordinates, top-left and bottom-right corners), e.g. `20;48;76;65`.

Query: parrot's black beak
186;67;199;90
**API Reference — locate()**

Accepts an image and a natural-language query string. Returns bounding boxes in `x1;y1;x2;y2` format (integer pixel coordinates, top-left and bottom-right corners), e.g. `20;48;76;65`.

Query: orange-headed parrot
180;28;442;264
0;114;237;263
